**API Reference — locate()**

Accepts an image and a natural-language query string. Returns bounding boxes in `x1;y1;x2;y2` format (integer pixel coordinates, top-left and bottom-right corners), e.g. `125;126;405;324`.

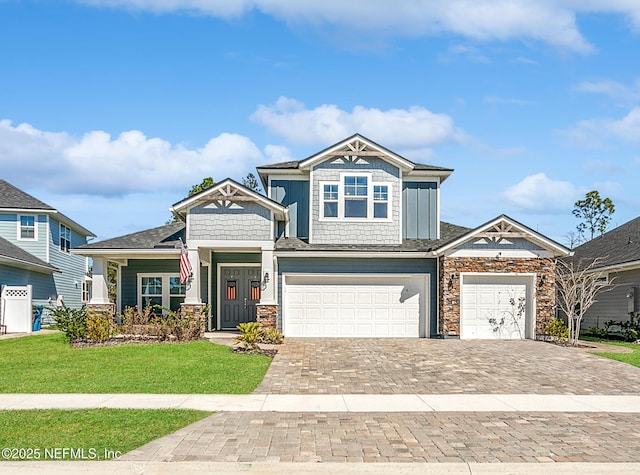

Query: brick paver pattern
121;411;640;463
256;339;640;394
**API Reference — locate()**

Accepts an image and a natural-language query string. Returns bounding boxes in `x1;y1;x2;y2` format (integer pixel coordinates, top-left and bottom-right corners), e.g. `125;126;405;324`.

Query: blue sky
1;1;639;244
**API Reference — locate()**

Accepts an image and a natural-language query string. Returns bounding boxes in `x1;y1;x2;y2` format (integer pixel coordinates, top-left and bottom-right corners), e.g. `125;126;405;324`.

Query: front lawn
0;409;209;460
0;333;271;393
584;338;640;368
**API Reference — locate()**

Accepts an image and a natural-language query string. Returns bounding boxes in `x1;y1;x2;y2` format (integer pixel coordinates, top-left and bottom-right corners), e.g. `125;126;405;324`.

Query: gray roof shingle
275;222;470;252
0;180;55;210
0;236;58;272
571;216;640;268
77;223;185;250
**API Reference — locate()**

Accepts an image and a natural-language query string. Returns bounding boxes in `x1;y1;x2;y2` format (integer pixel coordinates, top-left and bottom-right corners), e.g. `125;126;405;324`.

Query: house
0;180;95;324
570;216;640;329
75;134;571;339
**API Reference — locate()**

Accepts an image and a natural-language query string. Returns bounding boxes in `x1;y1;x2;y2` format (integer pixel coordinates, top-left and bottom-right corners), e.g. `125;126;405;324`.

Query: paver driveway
255;338;640;394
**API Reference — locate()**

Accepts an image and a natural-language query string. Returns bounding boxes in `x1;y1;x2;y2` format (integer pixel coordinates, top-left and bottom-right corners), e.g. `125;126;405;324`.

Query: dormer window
320;174;391;221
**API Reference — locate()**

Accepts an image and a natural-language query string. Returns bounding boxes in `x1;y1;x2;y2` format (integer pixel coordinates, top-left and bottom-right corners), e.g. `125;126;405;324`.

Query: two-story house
0;180;95;324
76;135;571;339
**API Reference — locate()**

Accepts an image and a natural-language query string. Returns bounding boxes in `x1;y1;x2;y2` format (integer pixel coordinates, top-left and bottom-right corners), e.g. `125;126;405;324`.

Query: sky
1;1;639;245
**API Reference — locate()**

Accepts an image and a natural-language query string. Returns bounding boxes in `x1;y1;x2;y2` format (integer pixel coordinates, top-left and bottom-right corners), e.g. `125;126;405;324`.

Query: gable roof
571;216;640;270
0;236;59;274
0;180;95;238
434;214;572;257
170;178;288;220
75;222;185;252
256;134;454;181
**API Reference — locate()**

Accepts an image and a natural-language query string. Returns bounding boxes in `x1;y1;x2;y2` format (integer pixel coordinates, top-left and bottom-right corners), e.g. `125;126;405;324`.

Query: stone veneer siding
439;257;556;338
188;201;271;241
311;157;401;245
179;303;207;338
256;304;278;329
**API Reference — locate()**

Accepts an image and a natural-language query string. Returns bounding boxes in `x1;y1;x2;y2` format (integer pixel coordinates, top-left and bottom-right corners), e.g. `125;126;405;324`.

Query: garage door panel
284;275;426;338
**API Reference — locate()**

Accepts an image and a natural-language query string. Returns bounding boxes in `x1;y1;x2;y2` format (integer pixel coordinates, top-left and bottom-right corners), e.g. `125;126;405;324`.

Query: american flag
179;239;192;285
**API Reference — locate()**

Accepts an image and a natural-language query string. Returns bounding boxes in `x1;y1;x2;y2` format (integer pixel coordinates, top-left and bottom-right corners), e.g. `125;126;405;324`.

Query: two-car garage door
283;275;427;338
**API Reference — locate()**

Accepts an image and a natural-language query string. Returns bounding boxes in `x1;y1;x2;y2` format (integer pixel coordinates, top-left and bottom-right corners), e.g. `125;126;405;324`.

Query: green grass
0;333;271;393
0;409;210;460
583;337;640;368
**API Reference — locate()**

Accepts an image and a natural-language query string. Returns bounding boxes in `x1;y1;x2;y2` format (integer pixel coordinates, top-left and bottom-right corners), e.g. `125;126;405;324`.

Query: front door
220;266;261;330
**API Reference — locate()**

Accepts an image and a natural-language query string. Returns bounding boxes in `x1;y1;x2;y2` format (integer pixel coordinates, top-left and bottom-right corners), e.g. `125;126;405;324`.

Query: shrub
586;326;608;338
50;305;87;341
259;328;283;344
543;318;568;342
86;312;117;342
235;322;262;350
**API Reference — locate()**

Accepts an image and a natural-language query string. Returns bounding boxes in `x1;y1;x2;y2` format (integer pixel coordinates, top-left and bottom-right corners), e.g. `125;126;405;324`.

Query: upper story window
320;174;391;221
18;215;36;240
60;224;71;252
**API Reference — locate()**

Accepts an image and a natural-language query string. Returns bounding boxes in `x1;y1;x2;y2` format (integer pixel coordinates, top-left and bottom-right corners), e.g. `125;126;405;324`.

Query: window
373;185;388;219
19;215;36;240
60;224;71;252
82;281;92;303
344;176;368;218
323;184;338;218
139;274;185;314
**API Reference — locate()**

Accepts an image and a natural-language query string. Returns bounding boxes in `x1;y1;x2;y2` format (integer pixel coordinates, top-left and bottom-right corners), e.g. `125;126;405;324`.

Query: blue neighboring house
0;180;95;324
77;134;571;339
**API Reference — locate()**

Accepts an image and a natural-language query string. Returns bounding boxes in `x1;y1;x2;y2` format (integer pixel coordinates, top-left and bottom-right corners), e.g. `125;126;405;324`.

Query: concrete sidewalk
2;393;640;412
2;461;640;474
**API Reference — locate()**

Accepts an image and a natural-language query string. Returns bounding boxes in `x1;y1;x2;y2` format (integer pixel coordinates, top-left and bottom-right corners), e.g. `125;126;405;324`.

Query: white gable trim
170;178;288;220
435;215;571;257
299;135;415;172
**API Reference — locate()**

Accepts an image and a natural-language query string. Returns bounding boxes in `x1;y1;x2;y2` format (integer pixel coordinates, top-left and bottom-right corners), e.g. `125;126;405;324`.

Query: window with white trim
18;215;36;240
139;274;185;313
319;174;392;220
82;281;92;303
60;223;71;252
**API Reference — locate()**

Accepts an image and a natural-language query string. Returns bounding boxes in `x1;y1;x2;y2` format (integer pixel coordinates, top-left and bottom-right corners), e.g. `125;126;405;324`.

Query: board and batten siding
277;257;438;337
120;259;208;310
0;213;48;261
311;157;401;245
188;202;272;241
581;267;640;330
402;182;438;240
48;217;89;310
270;180;309;239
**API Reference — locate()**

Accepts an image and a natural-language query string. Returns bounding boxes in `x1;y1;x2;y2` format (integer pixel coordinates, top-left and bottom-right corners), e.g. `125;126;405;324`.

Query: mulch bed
233;347;278;358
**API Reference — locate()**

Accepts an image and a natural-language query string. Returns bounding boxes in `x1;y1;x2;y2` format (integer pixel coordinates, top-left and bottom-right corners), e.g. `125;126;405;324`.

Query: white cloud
74;0;640;53
0;120;264;196
502;173;578;212
566;107;640;146
576;78;640;103
250;97;468;148
263;144;293;162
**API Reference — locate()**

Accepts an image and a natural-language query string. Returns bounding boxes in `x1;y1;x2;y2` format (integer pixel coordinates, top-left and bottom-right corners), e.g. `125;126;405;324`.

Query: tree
242;172;261;192
572;190;615;241
167;177;216;224
555;257;614;345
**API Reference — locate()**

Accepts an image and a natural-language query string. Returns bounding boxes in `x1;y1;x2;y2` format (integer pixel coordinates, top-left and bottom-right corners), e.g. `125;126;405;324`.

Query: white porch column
260;246;276;304
184;247;202;304
90;257;110;304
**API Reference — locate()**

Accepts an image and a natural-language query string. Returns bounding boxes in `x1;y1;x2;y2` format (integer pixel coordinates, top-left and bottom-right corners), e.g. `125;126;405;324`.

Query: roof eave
0;255;60;274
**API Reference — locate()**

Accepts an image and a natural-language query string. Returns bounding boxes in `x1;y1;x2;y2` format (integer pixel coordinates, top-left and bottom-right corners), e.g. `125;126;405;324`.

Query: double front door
220;266;261;330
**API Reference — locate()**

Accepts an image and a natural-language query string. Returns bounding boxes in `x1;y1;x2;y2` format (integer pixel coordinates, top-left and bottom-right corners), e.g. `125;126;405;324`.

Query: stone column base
180;303;207;337
86;303;116;316
256;304;278;330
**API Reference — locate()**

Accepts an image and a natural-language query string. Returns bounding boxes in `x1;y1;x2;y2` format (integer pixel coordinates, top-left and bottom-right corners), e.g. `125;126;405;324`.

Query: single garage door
461;274;533;339
283;275;427;337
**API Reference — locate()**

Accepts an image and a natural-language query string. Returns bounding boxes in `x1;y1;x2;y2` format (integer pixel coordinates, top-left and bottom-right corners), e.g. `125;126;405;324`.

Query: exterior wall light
264;272;270;284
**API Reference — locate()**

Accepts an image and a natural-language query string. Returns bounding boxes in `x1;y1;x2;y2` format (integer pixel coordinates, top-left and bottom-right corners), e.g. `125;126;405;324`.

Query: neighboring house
570;216;640;329
75;134;571;339
0;180;95;324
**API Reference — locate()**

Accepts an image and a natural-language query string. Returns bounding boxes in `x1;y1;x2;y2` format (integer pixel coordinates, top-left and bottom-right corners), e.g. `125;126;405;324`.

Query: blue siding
48;218;89;310
403;182;438;240
270;180;309;238
0;264;57;324
0;213;48;261
277;257;438;337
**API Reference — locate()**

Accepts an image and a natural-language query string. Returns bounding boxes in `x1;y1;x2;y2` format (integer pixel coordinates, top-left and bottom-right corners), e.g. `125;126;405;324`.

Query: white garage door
283;275;427;337
461;275;531;339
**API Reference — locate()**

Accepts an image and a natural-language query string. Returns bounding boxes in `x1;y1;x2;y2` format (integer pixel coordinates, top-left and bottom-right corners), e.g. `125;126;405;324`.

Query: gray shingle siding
311;157;401;245
189;202;271;241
